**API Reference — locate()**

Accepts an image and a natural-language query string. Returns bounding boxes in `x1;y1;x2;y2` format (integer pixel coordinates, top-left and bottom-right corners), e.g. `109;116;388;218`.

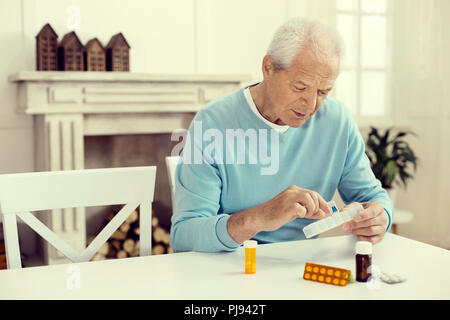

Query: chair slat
17;212;80;261
2;214;22;269
165;156;180;213
139;202;152;256
78;203;139;262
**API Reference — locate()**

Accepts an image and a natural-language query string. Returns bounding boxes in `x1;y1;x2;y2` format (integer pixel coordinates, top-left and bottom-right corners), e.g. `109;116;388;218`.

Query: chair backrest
0;166;156;269
165;156;180;212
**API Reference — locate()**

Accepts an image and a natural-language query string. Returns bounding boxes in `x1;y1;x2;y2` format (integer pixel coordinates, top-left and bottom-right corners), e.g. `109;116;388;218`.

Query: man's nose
300;90;317;112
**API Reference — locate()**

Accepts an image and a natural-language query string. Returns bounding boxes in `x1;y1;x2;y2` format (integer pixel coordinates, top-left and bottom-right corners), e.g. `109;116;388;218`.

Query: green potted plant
365;127;419;203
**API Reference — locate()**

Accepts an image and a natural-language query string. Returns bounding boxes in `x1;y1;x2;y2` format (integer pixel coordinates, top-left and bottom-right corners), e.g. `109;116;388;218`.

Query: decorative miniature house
58;31;84;71
84;38;106;71
36;23;58;71
106;33;130;71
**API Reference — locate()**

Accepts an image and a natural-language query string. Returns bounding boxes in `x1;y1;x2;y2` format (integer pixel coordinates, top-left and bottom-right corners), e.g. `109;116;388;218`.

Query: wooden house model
36;23;58;71
106;33;130;71
84;38;106;71
58;31;84;71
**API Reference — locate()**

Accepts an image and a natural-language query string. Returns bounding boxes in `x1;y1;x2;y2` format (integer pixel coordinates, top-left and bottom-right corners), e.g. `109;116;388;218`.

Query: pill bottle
355;241;372;282
244;240;257;274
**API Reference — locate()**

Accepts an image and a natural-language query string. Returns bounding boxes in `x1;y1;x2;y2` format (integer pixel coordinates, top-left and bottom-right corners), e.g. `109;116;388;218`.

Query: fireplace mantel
9;71;249;265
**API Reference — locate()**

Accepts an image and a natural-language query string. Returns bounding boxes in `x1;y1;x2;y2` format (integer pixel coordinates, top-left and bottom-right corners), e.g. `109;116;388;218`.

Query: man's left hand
341;202;388;244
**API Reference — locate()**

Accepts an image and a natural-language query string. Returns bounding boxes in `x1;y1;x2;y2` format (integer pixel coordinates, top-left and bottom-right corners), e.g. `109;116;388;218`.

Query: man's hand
256;185;331;232
341;202;388;244
227;185;331;244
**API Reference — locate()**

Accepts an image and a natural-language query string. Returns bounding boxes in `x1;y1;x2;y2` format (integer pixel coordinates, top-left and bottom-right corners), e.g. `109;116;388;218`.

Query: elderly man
170;18;393;252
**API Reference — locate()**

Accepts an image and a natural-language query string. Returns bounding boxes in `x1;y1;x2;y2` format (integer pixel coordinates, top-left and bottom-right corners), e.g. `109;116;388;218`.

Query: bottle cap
327;200;339;213
355;241;372;255
244;240;258;248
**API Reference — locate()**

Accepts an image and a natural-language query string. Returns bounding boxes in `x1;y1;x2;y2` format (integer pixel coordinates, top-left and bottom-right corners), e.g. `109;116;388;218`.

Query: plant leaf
385;160;399;187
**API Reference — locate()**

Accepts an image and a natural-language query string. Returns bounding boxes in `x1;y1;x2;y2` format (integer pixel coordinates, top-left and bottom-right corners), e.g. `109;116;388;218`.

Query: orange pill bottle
244;240;257;274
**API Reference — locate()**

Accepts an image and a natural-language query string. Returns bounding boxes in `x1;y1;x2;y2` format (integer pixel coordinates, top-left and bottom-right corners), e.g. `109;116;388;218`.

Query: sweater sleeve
169;111;241;253
337;112;394;231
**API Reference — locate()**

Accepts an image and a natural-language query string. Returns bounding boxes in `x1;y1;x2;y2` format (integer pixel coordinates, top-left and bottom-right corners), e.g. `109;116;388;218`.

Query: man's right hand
255;185;331;232
226;185;331;243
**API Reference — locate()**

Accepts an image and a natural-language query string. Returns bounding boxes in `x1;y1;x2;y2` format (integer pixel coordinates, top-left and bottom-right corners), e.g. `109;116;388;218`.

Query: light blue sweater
170;86;393;252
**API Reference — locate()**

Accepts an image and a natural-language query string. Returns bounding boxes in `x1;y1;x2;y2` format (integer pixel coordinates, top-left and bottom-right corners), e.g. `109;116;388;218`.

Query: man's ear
262;55;275;79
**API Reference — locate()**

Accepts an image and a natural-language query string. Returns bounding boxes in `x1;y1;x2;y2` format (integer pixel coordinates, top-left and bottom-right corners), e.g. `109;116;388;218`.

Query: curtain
392;0;450;248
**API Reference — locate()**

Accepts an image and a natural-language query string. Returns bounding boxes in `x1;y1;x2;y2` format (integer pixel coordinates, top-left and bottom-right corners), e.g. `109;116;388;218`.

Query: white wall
0;0;34;174
0;0;449;249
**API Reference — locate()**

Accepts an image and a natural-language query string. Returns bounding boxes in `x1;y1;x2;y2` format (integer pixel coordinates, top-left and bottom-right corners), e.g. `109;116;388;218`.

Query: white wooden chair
165;156;180;211
0;166;156;269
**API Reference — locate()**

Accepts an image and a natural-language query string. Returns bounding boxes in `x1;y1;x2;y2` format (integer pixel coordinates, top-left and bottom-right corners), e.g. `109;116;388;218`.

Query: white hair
266;18;345;71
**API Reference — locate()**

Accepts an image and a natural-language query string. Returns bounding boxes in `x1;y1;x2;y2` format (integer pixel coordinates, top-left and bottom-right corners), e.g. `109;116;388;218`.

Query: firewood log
153;227;166;243
152;216;159;228
91;253;106;261
123;239;135;254
119;221;130;233
106;246;117;259
0;254;7;269
126;210;139;223
97;241;109;256
111;230;127;240
152;244;165;255
116;250;128;259
131;240;140;257
110;240;122;251
129;250;139;257
129;242;139;257
162;231;170;245
87;236;109;256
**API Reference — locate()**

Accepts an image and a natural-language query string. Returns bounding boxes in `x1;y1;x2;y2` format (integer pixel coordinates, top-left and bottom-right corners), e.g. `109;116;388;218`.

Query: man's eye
318;90;328;96
294;86;306;92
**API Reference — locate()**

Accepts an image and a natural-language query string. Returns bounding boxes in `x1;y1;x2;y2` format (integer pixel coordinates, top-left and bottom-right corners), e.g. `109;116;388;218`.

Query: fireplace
9;71;248;265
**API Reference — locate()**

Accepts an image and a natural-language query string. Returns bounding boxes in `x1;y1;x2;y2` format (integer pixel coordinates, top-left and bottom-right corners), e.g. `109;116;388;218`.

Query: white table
0;233;449;300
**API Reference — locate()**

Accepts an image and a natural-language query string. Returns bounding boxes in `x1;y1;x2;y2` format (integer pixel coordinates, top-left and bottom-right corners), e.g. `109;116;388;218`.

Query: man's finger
341;202;360;211
309;209;328;220
318;195;331;215
308;192;320;214
344;215;387;230
349;225;385;237
357;234;385;245
294;203;307;218
353;204;383;222
298;193;316;217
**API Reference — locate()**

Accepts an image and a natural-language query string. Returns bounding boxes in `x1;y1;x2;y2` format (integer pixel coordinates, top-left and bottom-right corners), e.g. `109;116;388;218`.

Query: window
333;0;391;120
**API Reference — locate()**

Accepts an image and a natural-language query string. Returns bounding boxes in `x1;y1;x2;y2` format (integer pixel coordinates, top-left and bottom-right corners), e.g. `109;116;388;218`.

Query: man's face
262;48;340;128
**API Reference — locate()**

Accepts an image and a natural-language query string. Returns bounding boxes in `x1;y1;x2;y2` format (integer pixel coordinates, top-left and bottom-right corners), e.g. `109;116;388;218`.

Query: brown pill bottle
355;241;372;282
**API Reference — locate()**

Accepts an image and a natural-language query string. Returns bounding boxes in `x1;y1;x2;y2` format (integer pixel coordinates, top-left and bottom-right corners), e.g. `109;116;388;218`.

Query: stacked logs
88;207;172;261
0;241;6;269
